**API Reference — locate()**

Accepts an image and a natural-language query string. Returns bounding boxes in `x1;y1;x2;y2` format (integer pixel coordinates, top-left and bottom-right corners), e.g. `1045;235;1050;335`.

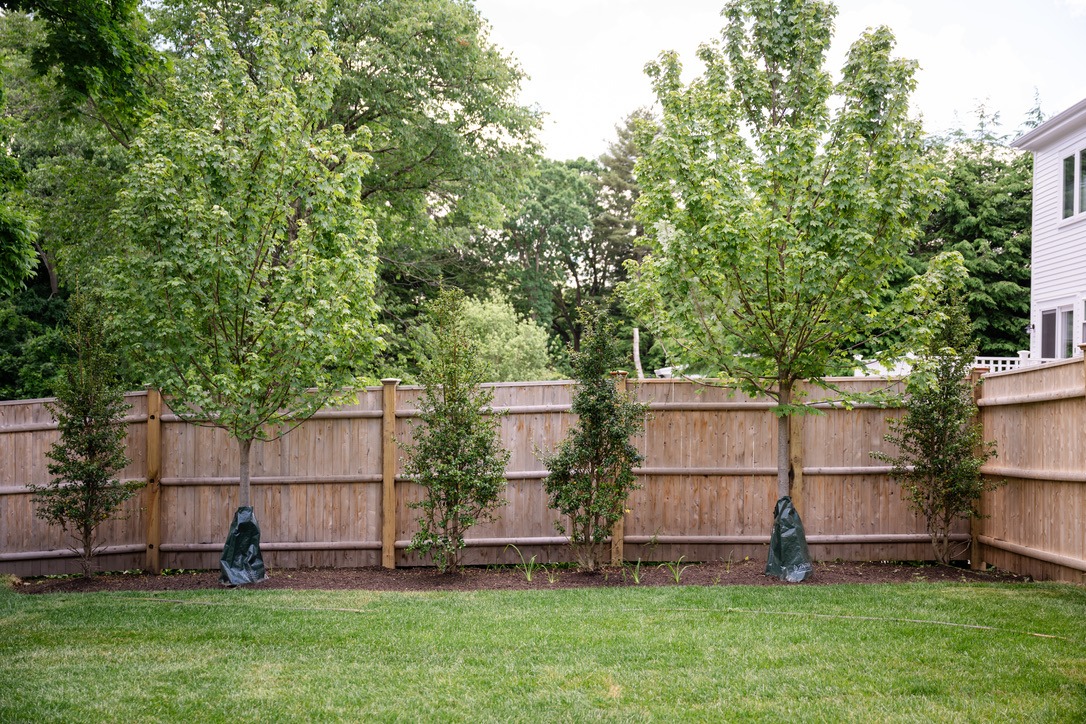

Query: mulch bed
12;559;1030;595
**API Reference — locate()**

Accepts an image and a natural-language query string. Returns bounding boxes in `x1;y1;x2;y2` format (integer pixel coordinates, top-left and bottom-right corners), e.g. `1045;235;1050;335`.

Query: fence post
144;389;163;574
381;379;400;569
969;366;989;571
610;371;628;566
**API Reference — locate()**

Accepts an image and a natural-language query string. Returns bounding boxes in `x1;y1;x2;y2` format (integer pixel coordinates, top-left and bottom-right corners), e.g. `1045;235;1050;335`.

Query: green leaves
404;289;510;573
627;0;938;403
31;289;139;576
872;292;1001;564
543;306;646;571
111;1;381;443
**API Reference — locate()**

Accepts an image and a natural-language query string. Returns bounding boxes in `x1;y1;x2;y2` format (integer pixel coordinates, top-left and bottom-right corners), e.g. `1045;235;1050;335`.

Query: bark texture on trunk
776;383;793;500
239;437;253;508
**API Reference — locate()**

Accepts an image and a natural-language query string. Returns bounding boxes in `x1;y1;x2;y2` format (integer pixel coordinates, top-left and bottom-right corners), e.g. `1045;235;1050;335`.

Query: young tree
543;306;646;571
625;0;947;508
154;0;541;379
110;2;381;580
872;294;1000;564
32;290;140;576
403;289;509;573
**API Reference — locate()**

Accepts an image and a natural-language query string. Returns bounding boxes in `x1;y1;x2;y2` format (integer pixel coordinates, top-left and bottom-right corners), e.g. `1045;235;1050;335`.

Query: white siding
1029;124;1086;358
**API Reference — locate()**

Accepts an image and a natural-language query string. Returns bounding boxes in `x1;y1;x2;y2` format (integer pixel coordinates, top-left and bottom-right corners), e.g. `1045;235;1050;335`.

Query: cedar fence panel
1;371;1083;581
976;355;1086;583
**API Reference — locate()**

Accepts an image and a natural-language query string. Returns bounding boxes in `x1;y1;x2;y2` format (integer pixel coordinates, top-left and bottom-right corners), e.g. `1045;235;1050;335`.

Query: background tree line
0;0;1038;402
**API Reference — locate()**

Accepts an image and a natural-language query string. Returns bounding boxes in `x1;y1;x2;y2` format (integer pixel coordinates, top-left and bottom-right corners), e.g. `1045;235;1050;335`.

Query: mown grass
2;580;1084;722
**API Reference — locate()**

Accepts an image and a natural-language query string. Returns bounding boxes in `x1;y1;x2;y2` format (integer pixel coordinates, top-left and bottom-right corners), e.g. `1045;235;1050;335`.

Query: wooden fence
975;352;1086;583
1;371;1082;582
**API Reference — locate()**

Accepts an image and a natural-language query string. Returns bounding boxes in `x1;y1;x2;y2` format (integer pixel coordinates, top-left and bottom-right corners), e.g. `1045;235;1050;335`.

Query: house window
1062;150;1086;219
1040;306;1076;358
1065;155;1076;218
1062;307;1075;358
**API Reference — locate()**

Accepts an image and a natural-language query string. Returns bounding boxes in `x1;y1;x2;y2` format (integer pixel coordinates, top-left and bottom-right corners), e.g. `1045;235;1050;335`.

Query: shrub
872;296;1001;563
403;289;509;573
543;305;646;571
31;291;141;576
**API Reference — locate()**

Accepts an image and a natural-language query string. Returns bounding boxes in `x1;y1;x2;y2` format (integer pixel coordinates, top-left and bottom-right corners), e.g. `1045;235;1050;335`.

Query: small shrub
403;289;509;573
872;294;1001;564
543;306;647;571
31;291;142;577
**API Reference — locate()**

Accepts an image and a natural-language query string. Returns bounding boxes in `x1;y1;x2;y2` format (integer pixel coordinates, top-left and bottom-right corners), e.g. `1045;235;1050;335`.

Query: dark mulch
11;559;1030;595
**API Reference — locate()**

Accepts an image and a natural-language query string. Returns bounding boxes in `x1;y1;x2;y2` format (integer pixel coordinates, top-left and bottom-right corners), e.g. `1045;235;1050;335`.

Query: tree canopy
625;0;952;500
109;0;381;507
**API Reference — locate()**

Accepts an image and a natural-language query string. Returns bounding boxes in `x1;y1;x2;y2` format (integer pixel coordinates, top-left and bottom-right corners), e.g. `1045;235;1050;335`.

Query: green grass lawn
2;580;1084;722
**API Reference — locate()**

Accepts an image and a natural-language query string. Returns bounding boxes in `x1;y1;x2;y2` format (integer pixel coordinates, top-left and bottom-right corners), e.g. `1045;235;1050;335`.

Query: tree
110;2;381;561
625;0;946;506
403;289;509;573
872;293;1000;564
543;306;646;571
461;292;556;382
31;290;139;576
0;54;38;297
0;0;160;143
915;114;1032;356
153;0;541;379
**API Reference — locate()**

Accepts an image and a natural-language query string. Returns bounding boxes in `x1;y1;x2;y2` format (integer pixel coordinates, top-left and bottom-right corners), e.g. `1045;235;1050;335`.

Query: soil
12;559;1030;595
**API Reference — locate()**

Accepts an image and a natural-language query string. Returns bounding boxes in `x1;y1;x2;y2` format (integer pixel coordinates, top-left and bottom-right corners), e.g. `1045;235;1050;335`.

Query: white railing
974;353;1060;373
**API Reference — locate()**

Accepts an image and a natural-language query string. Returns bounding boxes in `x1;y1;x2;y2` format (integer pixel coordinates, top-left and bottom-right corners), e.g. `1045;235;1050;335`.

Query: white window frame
1039;303;1077;359
1061;148;1086;219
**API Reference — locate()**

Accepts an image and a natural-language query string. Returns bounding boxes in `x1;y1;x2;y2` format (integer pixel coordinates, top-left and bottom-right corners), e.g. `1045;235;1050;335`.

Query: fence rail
2;369;1083;583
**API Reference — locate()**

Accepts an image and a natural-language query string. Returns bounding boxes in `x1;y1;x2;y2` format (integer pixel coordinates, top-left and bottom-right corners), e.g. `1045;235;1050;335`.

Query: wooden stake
970;366;989;571
381;379;400;569
611;371;628;566
145;389;163;574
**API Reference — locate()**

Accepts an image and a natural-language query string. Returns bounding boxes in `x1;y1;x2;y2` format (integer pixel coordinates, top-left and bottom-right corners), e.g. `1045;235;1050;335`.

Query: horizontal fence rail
2;371;1083;582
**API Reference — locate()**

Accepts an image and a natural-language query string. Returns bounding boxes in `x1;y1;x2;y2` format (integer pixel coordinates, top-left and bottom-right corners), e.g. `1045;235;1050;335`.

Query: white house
1012;97;1086;361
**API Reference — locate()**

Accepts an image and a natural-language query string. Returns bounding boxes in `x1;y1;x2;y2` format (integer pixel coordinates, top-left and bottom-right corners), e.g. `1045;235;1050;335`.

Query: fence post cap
380;378;401;385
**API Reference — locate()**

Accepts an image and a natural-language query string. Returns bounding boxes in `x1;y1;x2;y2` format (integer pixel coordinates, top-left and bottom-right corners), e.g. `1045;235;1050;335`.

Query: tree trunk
238;437;252;508
776;382;793;500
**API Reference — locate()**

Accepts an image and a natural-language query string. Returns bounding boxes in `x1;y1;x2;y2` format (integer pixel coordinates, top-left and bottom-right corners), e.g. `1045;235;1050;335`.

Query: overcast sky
473;0;1086;161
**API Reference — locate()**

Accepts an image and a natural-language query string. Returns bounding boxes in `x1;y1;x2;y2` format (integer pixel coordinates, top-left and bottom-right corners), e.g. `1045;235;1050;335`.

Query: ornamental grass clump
404;289;509;573
543;305;647;571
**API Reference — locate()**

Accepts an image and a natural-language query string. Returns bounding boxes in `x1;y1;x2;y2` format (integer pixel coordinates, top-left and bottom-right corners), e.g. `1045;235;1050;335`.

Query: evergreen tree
32;290;139;576
404;289;510;573
873;293;1001;564
543;306;646;571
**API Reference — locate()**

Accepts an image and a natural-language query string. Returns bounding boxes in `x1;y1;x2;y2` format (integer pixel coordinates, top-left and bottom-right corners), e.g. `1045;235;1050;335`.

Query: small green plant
505;545;540;582
626;558;644;585
404;290;510;573
30;290;141;577
659;556;692;584
871;292;1002;564
543;306;647;572
545;566;560;584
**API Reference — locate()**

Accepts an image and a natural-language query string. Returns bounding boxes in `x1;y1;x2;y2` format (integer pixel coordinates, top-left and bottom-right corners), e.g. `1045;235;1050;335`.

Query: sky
473;0;1086;161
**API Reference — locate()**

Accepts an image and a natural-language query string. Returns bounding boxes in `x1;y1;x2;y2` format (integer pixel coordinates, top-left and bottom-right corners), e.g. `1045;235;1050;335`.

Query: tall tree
915;115;1032;357
154;0;541;379
495;157;595;338
110;1;381;550
625;0;949;506
0;0;160;143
